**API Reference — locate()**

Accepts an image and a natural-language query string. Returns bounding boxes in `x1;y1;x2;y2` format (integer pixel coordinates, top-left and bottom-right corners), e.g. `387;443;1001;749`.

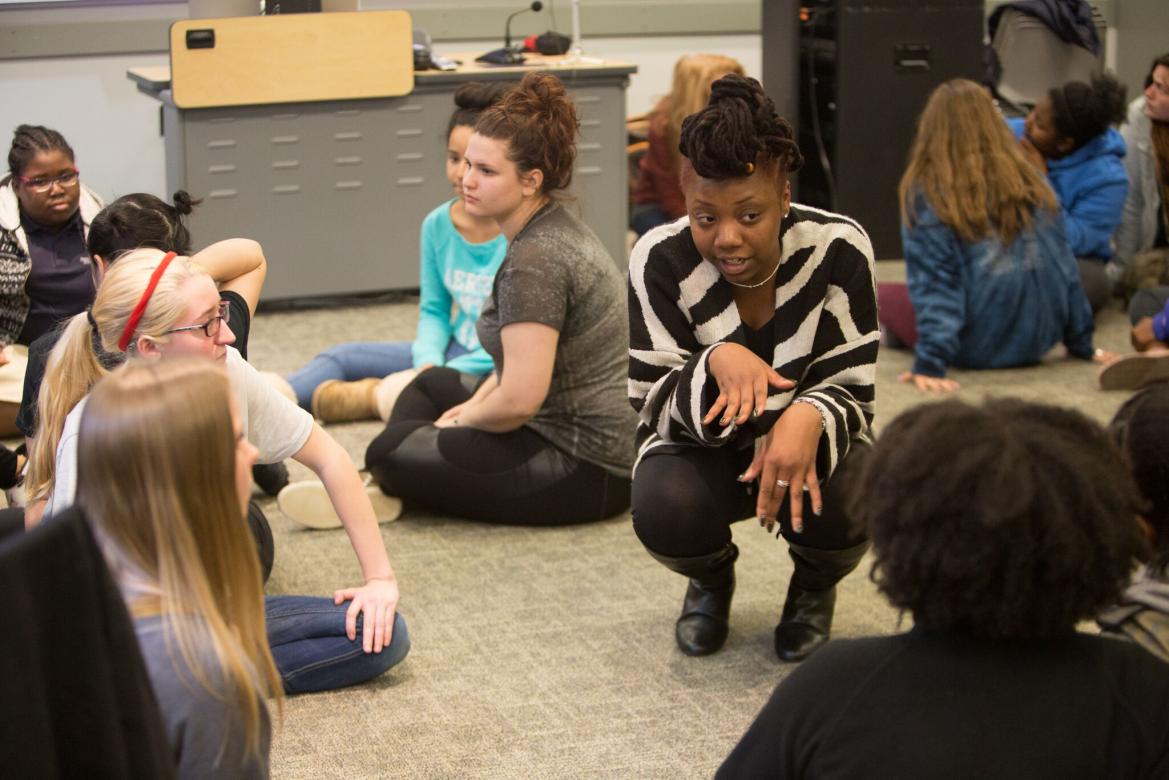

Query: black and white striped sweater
627;204;878;478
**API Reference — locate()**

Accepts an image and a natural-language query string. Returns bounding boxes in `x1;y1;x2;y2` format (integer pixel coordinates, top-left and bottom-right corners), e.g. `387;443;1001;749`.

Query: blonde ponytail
26;313;106;500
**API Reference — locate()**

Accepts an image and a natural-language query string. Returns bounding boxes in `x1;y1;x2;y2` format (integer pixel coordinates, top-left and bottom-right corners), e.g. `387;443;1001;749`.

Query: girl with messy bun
358;71;636;526
628;73;877;662
1013;73;1129;310
277;82;509;430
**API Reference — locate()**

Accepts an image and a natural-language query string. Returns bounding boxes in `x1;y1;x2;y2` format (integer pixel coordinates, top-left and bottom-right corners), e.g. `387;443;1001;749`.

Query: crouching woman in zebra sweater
628;75;878;662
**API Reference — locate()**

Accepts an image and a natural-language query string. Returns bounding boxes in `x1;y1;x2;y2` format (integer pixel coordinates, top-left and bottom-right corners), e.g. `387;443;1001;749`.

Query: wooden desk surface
127;53;636;99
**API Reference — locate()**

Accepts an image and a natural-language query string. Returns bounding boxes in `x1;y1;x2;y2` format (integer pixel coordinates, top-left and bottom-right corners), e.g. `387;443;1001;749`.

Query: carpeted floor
247;260;1135;779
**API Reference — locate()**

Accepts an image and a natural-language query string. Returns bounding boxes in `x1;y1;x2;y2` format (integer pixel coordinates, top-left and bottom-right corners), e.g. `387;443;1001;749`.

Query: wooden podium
169;12;414;109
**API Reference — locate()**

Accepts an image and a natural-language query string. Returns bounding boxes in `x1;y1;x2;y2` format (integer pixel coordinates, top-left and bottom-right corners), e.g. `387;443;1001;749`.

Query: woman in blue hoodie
880;79;1100;392
1012;74;1128;311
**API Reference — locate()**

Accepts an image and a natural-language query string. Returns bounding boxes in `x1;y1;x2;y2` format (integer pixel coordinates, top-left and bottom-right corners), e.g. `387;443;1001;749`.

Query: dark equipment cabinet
765;0;984;259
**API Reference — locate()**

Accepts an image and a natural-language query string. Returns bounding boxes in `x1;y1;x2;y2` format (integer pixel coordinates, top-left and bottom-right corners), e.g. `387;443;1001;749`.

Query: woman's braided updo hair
678;74;803;180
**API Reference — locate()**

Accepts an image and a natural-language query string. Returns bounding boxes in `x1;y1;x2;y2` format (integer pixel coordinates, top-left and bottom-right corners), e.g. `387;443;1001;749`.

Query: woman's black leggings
365;368;630;525
631;442;868;558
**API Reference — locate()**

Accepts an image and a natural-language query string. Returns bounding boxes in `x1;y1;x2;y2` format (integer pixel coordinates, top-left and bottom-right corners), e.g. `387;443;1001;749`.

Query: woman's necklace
726;257;781;289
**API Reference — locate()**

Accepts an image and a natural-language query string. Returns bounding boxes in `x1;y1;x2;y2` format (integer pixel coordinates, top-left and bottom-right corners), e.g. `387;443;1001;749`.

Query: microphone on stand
478;0;544;65
505;0;543;49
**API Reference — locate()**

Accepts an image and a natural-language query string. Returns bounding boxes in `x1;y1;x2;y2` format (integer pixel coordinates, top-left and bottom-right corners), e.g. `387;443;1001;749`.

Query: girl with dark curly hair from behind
628;74;876;662
1099;382;1169;659
718;398;1169;779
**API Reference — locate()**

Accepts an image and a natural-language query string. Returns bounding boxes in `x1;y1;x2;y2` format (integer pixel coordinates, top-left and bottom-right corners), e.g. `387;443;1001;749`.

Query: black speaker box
766;0;984;259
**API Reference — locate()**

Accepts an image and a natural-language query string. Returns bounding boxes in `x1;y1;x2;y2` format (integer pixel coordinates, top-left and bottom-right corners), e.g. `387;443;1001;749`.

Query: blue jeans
286;340;468;410
265;595;411;694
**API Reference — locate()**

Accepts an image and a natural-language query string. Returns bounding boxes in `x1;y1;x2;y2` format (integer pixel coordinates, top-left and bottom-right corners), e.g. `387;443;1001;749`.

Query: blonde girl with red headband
28;248;403;659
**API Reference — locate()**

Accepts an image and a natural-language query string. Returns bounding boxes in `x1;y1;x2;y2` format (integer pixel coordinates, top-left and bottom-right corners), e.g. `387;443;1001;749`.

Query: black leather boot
774;540;868;662
648;543;739;656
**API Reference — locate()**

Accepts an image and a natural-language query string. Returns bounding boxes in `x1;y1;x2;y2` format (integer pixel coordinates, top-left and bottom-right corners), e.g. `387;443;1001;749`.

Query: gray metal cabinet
147;63;635;300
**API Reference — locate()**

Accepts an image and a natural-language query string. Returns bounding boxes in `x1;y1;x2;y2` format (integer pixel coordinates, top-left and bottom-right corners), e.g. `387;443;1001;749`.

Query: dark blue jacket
1009;117;1128;259
902;194;1094;377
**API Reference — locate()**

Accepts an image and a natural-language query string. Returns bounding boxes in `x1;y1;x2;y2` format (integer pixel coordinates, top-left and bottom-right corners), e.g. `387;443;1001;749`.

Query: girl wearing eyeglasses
0;125;102;439
27;248;407;680
0;125;101;348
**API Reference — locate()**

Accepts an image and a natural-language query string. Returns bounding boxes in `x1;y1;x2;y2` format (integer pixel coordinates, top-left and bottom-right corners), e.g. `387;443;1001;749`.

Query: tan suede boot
310;377;380;422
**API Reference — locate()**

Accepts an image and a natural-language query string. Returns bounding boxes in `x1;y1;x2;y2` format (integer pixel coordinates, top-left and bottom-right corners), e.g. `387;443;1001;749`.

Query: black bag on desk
534;31;571;55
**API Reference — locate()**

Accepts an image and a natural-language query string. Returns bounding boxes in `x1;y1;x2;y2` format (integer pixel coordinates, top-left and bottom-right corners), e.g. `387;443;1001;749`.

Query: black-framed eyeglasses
164;300;230;339
16;168;80;194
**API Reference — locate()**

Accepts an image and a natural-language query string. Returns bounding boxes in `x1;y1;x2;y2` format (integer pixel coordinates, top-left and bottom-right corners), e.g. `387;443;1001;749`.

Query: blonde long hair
899;79;1058;244
76;359;281;757
659;54;746;172
27;248;205;500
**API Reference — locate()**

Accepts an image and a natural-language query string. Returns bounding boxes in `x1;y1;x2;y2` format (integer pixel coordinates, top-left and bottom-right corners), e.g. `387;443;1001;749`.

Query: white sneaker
277;479;402;529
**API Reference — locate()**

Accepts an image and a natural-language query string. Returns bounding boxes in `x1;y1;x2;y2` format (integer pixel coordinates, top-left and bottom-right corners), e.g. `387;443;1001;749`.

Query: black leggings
631;442;868;558
365;368;630;525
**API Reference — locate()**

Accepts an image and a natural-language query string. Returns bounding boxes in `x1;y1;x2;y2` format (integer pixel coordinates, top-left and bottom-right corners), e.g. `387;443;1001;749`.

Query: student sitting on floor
0;125;103;402
718;398;1169;779
1115;52;1169;297
28;249;404;664
1098;54;1169;390
286;72;635;527
0;125;103;487
1011;74;1128;312
278;83;508;425
75;360;409;777
1098;383;1169;657
14;192;284;578
879;79;1106;393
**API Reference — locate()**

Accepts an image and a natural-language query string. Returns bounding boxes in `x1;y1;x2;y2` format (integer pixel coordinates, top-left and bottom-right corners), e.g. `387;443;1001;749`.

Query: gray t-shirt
476;203;636;477
135;614;270;779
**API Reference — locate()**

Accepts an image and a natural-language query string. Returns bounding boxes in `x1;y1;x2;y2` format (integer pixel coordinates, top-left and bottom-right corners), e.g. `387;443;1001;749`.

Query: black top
16;290;251;439
718;629;1169;779
18;211;94;346
741;315;777;364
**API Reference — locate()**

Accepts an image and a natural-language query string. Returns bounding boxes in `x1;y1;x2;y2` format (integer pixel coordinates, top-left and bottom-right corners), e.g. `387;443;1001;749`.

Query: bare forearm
454;389;534;433
193;239;267;315
308;437;395;582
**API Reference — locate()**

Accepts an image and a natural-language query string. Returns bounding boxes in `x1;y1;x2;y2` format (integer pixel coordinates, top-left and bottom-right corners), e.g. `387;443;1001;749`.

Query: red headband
118;251;178;352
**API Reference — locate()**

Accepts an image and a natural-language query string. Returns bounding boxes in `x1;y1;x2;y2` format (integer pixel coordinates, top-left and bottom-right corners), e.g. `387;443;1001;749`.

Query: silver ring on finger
775;479;790;489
